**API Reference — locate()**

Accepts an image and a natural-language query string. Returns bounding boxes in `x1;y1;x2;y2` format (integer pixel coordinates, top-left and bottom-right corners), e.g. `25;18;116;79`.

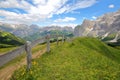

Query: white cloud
67;0;97;12
33;0;47;5
56;0;97;14
0;0;97;24
0;10;18;18
0;0;32;10
70;11;80;14
54;17;76;22
50;23;77;28
0;0;69;24
0;10;43;24
0;0;19;8
29;0;68;15
92;16;97;19
108;4;114;8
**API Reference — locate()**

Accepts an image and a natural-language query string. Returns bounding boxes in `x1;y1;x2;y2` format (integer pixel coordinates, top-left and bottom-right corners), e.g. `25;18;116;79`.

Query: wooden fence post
25;41;32;71
62;35;64;43
56;35;59;45
46;34;50;52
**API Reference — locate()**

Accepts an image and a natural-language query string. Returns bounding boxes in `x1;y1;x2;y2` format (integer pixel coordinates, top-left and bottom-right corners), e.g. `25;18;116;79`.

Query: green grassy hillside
0;30;25;48
11;37;120;80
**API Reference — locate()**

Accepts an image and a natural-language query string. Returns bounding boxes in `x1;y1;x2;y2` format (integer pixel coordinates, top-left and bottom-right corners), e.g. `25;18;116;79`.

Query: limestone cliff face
74;20;95;37
74;10;120;41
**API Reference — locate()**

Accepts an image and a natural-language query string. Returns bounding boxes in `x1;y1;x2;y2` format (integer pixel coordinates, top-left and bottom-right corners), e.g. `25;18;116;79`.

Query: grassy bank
0;46;17;54
11;37;120;80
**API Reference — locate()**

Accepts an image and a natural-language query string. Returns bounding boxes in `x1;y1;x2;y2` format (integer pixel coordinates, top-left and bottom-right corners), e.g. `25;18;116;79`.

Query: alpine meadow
0;0;120;80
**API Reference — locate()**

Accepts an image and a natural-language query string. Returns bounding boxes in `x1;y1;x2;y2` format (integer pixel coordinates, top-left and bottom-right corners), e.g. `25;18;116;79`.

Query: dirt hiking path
0;49;46;80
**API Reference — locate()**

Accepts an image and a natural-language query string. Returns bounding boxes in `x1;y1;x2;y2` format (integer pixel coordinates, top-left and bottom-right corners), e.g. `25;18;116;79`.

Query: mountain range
0;22;74;41
24;26;73;41
1;9;120;42
74;10;120;42
0;23;40;38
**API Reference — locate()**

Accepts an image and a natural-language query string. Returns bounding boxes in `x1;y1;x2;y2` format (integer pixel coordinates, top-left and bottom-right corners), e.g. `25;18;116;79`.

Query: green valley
0;30;25;47
0;30;25;54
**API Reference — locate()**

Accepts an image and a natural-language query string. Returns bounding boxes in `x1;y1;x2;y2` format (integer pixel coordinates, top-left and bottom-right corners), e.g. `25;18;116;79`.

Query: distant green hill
12;37;120;80
0;30;25;48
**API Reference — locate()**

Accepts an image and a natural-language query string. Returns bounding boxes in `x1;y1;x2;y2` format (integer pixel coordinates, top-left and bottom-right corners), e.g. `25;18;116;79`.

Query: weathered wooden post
56;35;59;45
62;34;64;43
25;41;32;71
46;34;50;52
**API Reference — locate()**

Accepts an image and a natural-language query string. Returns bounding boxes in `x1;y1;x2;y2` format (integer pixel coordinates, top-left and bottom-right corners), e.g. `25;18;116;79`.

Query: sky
0;0;120;27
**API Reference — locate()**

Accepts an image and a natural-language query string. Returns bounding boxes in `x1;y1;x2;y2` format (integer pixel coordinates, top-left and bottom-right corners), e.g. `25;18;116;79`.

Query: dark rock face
74;10;120;40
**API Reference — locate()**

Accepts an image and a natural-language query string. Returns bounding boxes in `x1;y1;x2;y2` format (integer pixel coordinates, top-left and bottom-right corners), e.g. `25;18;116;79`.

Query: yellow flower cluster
30;71;33;75
32;61;38;65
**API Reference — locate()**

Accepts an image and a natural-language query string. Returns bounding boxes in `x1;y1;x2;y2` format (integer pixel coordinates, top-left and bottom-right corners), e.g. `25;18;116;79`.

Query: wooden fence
0;34;65;70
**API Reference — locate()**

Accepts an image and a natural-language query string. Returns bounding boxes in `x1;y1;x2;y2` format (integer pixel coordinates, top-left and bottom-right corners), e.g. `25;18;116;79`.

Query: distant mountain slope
0;23;40;37
24;27;73;41
12;37;120;80
74;10;120;41
0;30;25;48
0;22;74;39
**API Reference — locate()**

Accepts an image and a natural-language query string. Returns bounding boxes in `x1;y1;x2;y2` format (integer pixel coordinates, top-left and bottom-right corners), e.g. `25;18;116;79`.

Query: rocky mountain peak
74;9;120;41
82;19;95;29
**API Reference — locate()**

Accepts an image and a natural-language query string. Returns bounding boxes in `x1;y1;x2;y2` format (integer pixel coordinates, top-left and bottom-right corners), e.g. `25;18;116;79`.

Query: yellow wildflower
30;71;33;74
33;61;37;65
